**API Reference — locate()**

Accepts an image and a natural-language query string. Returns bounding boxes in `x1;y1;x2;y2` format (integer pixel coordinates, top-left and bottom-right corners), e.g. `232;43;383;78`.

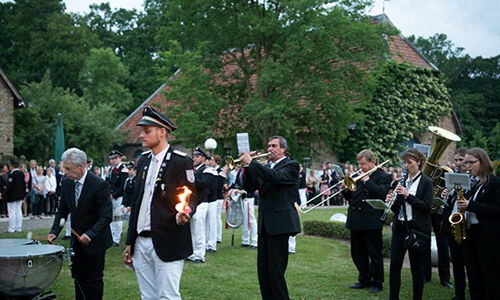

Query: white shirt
138;145;170;233
269;156;286;169
45;175;57;193
398;172;422;221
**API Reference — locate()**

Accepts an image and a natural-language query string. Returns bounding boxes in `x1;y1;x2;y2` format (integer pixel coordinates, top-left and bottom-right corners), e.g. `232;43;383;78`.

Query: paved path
0;215;55;233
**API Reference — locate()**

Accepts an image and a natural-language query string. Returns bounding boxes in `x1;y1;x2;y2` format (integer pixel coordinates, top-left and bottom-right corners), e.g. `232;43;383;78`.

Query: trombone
226;152;270;170
298;159;390;214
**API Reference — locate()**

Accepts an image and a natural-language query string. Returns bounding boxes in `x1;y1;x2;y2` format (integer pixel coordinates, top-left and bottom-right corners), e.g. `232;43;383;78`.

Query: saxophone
448;184;467;244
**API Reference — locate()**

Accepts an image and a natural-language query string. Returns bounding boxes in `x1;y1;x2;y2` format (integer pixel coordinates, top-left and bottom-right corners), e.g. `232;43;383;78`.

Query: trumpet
226;152;270;170
298;159;390;214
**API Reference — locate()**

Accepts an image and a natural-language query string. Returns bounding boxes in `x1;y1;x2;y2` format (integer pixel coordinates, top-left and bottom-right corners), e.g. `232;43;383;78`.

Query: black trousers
443;222;466;299
350;229;384;286
423;213;450;283
258;227;291;300
71;242;106;300
463;225;500;300
389;221;428;300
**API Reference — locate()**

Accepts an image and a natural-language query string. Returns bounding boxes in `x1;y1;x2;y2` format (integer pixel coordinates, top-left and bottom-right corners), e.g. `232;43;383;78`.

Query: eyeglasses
464;160;479;165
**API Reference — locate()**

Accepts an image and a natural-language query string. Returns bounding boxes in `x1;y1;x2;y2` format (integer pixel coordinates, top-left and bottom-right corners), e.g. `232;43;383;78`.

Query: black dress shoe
240;243;250;247
368;285;383;293
441;281;454;289
206;249;216;253
349;282;368;289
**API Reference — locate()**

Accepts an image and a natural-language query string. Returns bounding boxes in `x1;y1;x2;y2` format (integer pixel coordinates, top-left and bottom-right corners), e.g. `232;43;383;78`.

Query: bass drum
0;244;65;297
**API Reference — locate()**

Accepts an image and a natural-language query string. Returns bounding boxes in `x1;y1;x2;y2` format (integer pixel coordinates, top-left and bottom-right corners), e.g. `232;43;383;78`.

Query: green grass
0;208;456;299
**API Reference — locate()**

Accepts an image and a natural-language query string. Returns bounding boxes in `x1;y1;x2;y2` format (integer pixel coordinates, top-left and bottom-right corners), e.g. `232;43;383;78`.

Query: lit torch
175;186;192;214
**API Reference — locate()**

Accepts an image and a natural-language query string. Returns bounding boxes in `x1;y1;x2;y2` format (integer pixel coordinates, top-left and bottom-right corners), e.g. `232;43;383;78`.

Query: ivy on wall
344;61;452;161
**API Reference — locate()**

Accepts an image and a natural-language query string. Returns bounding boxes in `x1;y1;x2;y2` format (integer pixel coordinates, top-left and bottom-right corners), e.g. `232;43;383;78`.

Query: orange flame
175;186;192;214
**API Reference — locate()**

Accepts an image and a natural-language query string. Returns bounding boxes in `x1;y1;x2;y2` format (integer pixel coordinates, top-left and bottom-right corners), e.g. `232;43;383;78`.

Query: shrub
303;220;392;258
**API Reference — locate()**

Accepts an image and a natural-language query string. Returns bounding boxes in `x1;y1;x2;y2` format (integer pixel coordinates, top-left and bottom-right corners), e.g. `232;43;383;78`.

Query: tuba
422;126;461;213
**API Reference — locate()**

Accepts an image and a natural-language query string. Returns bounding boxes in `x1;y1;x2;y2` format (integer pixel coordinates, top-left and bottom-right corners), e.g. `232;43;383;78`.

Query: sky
52;0;500;58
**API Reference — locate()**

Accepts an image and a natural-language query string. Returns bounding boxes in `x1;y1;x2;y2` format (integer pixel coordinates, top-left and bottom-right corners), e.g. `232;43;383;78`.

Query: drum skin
0;243;65;297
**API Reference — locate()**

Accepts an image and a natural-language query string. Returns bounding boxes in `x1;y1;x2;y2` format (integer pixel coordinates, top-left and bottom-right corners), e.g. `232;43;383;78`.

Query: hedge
303;220;392;257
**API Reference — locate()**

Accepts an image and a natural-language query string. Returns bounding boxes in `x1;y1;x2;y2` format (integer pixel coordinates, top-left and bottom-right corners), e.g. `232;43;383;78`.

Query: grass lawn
0;207;456;299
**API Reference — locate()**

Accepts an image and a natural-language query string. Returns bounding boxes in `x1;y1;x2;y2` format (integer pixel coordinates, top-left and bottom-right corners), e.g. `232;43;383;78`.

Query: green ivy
344;61;452;161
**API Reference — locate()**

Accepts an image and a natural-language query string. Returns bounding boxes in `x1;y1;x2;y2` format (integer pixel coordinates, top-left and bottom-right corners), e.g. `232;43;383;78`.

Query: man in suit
48;148;112;300
5;160;26;232
241;135;301;300
342;149;392;293
123;106;198;300
107;149;129;246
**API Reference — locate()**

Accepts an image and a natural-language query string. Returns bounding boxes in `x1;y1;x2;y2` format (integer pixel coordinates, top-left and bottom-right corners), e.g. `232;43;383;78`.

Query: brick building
0;68;28;160
116;14;462;164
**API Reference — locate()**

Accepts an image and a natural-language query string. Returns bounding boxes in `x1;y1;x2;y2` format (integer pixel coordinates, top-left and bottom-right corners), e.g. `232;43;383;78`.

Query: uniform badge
166;153;171;160
186;170;195;183
162;162;166;167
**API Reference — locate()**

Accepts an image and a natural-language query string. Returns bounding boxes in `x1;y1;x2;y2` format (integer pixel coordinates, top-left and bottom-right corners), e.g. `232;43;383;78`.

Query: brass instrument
448;184;467;244
422;126;461;213
226;152;270;170
298;159;390;214
380;169;407;225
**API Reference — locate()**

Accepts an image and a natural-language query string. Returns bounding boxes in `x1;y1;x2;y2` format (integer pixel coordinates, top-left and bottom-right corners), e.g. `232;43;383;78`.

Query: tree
409;34;500;158
14;74;124;164
155;0;394;159
341;62;452;161
0;0;99;91
80;48;134;114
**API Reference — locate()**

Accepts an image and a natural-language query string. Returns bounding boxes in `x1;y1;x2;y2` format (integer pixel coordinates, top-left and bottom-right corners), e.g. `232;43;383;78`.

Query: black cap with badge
125;161;136;169
109;150;124;159
137;106;177;132
193;146;210;160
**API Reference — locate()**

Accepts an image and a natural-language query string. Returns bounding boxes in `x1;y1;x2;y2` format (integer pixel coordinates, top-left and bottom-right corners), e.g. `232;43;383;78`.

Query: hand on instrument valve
394;185;409;198
441;188;449;199
239;152;252;165
457;197;469;210
360;175;370;182
385;191;394;203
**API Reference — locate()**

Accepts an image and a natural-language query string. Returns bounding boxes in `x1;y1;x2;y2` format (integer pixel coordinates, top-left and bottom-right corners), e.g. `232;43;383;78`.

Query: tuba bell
422;126;461;213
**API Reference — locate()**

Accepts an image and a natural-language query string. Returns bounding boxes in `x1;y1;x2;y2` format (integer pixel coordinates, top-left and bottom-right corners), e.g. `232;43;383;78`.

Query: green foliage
342;61;452;161
409;34;500;158
303;220;392;257
80;48;134;114
156;0;394;158
14;74;124;164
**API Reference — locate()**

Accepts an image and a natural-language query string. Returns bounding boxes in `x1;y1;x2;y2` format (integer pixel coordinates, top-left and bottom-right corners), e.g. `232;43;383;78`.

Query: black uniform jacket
194;164;217;203
5;169;26;202
126;147;199;262
243;157;301;236
50;172;113;255
343;169;392;230
390;174;433;232
466;175;500;236
108;163;128;199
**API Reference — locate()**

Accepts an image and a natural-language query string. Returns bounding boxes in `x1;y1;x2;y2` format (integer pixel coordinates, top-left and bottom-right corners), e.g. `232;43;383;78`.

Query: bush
303;220;392;258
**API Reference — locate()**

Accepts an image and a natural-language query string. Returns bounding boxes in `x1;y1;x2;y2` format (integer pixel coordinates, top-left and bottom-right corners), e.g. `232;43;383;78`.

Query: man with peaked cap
187;146;217;263
122;161;137;211
123;106;198;300
107;149;128;246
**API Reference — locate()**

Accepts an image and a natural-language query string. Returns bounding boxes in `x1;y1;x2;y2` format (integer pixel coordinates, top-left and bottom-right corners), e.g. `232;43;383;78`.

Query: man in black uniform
123;106;198;300
122;161;137;211
342;149;391;293
107;149;129;246
5;160;26;232
241;135;301;300
441;148;468;300
187;147;217;262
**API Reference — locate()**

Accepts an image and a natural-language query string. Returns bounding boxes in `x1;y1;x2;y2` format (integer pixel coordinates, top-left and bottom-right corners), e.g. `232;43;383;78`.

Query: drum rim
0;244;65;258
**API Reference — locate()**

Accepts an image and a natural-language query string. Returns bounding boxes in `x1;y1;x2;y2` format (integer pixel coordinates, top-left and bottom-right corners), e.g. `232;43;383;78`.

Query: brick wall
0;78;14;159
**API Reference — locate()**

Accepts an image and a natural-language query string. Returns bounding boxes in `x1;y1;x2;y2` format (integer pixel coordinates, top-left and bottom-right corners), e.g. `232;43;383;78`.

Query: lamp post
204;138;217;156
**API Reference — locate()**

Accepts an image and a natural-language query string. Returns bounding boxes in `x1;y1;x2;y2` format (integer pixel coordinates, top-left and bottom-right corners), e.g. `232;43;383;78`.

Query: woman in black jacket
386;148;433;300
458;147;500;300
